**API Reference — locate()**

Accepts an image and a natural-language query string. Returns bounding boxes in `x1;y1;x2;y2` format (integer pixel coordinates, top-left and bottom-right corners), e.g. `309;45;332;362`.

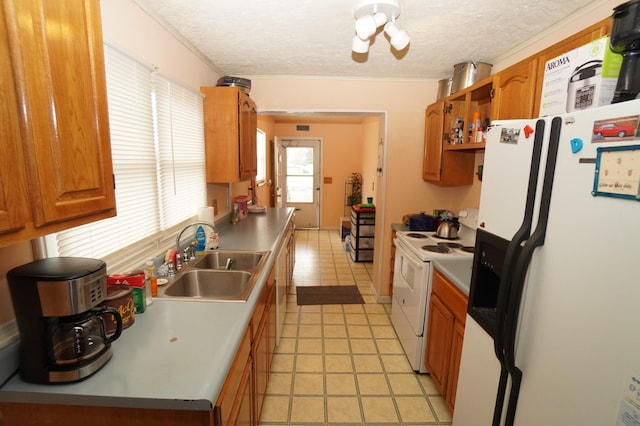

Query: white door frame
262;110;388;300
279;137;321;229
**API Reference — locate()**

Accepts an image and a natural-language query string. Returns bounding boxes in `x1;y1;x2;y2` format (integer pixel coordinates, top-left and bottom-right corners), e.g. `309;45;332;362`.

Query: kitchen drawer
349;247;373;262
354;225;374;237
351;209;375;222
356;236;375;249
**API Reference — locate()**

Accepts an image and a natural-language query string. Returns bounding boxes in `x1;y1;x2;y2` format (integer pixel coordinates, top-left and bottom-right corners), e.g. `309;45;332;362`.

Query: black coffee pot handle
92;306;123;343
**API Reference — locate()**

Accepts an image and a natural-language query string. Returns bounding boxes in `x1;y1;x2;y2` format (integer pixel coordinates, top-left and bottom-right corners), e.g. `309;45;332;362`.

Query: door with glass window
279;139;320;228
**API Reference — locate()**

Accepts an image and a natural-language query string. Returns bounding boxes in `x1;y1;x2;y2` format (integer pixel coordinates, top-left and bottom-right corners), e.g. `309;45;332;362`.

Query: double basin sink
156;250;268;302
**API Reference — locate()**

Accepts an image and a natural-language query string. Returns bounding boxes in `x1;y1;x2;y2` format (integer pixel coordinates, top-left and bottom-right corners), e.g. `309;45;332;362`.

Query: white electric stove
391;208;478;372
395;208;478;262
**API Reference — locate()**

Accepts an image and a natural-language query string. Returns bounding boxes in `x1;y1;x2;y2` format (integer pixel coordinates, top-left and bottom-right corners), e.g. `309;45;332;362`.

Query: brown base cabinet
214;327;253;426
425;267;468;413
252;268;277;423
0;404;214;425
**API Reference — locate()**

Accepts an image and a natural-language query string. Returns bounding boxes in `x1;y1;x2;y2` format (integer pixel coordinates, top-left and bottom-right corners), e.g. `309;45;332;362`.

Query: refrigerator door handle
491;119;547;426
502;116;563;426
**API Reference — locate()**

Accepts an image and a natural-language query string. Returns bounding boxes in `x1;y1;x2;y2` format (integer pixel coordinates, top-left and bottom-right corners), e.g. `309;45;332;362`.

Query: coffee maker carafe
8;257;123;384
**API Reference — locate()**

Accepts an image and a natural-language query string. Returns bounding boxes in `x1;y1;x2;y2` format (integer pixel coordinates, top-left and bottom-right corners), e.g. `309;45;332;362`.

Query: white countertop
0;208;294;411
432;258;474;296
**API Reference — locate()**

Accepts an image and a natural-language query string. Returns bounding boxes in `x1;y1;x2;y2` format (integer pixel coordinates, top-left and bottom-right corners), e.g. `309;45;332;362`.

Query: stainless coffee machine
8;257;122;384
611;0;640;102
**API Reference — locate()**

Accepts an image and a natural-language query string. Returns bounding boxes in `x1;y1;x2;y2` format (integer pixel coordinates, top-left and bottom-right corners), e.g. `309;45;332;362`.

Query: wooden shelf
443;142;485;151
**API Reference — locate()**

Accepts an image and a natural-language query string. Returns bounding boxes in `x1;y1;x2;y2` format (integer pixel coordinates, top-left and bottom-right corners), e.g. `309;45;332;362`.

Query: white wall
493;0;621;72
100;0;220;91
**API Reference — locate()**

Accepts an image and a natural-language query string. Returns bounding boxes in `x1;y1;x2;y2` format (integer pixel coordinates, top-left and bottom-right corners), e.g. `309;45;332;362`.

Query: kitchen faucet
175;221;217;264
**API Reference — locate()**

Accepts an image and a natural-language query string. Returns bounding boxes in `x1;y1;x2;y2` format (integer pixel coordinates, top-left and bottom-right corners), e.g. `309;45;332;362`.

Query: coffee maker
8;257;123;384
611;0;640;102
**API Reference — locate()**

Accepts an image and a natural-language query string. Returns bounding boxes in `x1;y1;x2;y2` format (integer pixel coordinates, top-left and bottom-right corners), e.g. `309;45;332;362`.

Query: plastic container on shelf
233;195;248;219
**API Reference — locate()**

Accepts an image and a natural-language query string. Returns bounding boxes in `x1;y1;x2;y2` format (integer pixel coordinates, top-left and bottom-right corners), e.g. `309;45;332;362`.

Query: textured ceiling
134;0;607;80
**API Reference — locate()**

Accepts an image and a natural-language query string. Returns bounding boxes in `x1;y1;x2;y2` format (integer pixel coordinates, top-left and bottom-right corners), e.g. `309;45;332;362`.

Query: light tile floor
259;229;453;426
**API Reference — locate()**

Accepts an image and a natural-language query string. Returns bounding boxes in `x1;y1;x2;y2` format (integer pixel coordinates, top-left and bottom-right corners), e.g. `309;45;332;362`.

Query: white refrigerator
453;99;640;426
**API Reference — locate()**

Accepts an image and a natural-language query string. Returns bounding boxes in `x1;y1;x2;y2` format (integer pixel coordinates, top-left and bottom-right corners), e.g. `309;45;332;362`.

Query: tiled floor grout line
259;229;452;425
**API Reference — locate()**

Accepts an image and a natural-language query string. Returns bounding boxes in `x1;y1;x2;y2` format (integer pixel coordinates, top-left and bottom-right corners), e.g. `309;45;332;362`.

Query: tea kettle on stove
436;220;460;239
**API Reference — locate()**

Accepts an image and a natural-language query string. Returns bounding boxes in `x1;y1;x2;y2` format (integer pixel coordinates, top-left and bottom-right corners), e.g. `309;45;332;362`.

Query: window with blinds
45;45;206;270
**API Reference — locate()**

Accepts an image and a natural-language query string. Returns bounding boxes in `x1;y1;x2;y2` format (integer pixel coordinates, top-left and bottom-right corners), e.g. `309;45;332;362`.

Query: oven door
392;238;431;335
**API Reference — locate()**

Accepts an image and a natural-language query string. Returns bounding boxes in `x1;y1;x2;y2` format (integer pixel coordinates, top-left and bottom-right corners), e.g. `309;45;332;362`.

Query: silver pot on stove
435;220;460;239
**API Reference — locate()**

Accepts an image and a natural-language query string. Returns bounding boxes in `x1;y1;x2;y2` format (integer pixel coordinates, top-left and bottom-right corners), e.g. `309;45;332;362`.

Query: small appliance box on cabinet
539;36;622;117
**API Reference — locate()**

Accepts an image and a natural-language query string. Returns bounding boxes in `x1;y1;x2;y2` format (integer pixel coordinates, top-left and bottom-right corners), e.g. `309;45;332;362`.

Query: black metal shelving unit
349;206;375;262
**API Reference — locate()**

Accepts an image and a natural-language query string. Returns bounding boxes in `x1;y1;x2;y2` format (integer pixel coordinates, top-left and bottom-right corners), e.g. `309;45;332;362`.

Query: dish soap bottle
195;225;206;255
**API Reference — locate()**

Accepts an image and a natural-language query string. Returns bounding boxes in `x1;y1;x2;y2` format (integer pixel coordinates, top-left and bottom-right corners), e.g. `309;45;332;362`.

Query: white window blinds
153;74;206;229
48;45;206;265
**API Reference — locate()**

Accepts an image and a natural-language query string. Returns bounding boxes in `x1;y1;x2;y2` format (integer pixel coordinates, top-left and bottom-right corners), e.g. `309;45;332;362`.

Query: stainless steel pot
408;213;436;231
435;221;460;239
451;62;493;94
437;78;452;100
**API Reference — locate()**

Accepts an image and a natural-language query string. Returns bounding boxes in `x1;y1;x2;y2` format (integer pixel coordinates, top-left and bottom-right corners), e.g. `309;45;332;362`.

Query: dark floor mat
296;285;365;305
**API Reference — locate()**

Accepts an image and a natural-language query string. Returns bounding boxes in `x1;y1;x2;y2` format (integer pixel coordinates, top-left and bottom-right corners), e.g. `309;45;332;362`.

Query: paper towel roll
197;206;214;225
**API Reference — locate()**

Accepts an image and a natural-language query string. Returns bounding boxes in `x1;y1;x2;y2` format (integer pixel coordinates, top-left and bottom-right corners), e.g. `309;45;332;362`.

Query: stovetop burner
406;233;428;239
421;245;453;254
431;234;460;241
437;242;463;249
461;246;475;253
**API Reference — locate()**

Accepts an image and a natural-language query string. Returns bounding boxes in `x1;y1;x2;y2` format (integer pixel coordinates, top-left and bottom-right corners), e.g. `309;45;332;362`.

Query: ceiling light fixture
352;0;410;54
352;35;371;53
355;12;388;40
384;21;410;50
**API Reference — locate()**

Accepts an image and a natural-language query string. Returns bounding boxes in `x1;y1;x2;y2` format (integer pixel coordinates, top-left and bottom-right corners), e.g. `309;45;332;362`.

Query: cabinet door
215;328;252;426
446;320;465;412
239;94;257;181
0;5;30;235
492;58;538;120
5;0;115;227
422;102;444;182
389;230;396;298
254;302;269;422
230;359;253;426
267;276;277;368
286;226;295;293
424;294;454;393
423;101;475;186
203;87;257;183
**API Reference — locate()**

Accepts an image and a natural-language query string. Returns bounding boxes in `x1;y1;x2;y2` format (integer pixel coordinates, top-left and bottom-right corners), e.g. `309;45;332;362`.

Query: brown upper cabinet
202;86;258;183
422;101;476;185
423;18;612;186
491;57;538;120
0;0;116;248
